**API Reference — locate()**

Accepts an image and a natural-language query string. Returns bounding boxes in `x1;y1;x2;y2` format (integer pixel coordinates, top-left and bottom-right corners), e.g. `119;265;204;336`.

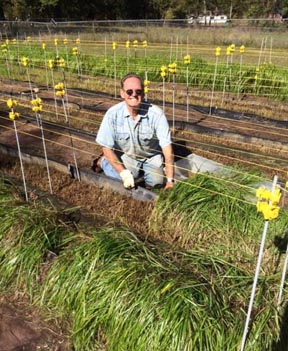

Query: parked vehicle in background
187;14;229;25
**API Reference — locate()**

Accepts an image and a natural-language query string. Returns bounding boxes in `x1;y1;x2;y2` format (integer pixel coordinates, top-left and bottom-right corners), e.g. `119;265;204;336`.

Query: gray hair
120;73;144;90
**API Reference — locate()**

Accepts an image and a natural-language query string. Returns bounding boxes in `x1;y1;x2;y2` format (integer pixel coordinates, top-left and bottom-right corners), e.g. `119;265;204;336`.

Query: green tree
278;0;288;16
165;0;192;18
0;1;5;19
6;0;27;20
1;0;288;21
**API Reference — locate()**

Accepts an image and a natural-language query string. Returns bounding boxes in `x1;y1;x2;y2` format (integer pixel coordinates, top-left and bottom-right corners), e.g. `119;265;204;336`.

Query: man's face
120;77;143;109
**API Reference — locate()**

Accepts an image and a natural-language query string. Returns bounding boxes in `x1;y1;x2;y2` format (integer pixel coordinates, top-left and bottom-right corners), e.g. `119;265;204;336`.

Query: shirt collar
123;101;150;119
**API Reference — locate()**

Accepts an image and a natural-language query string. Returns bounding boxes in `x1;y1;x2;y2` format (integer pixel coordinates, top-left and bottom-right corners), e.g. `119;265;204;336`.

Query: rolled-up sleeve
96;112;115;149
153;108;171;149
157;118;171;149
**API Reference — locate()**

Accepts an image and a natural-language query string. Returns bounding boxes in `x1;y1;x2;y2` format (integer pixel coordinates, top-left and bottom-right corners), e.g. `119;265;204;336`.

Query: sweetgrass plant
38;228;280;351
0;177;286;350
0;179;71;294
150;170;288;273
1;40;288;102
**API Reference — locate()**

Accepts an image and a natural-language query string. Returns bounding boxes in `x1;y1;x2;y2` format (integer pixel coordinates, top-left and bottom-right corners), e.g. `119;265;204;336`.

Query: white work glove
120;169;135;189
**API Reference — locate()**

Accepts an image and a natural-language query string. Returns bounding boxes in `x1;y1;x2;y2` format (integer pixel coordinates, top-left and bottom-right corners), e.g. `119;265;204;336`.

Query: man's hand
120;169;135;189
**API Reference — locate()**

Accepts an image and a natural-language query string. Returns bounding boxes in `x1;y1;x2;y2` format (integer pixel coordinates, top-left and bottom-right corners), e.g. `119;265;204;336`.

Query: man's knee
144;172;164;188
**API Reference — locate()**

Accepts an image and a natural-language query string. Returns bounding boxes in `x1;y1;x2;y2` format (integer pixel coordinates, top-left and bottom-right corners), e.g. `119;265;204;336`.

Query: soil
0;296;70;351
1;78;288;350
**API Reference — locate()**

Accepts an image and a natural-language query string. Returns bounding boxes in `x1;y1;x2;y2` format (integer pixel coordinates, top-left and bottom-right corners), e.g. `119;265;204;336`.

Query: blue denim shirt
96;101;171;160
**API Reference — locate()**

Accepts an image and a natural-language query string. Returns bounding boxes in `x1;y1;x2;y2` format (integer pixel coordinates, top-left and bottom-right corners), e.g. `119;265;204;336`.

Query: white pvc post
209;55;219;115
277;240;288;310
36;98;53;195
162;77;165;113
186;65;189;122
113;47;117;99
13;120;28;202
50;69;59;120
61;98;80;181
240;175;278;351
172;74;175;134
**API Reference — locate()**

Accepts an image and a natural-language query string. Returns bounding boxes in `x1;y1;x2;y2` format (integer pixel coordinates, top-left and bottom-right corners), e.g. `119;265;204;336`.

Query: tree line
0;0;287;22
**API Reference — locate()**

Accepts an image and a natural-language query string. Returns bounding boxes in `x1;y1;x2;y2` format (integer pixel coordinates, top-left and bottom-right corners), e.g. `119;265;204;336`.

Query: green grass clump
39;228;280;351
0;177;286;350
0;180;71;293
151;170;288;271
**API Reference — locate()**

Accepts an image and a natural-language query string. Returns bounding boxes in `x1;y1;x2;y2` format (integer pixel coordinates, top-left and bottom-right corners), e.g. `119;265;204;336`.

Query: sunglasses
124;89;143;96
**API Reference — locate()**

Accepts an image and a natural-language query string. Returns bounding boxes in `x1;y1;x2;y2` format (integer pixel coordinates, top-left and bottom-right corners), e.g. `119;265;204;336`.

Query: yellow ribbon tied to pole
256;186;281;221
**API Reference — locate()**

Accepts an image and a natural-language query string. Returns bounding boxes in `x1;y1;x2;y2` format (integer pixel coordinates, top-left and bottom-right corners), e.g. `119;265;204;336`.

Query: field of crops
0;23;288;350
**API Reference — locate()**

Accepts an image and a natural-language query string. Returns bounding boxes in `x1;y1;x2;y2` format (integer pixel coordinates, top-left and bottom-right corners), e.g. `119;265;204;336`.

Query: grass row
1;39;288;102
0;169;287;350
